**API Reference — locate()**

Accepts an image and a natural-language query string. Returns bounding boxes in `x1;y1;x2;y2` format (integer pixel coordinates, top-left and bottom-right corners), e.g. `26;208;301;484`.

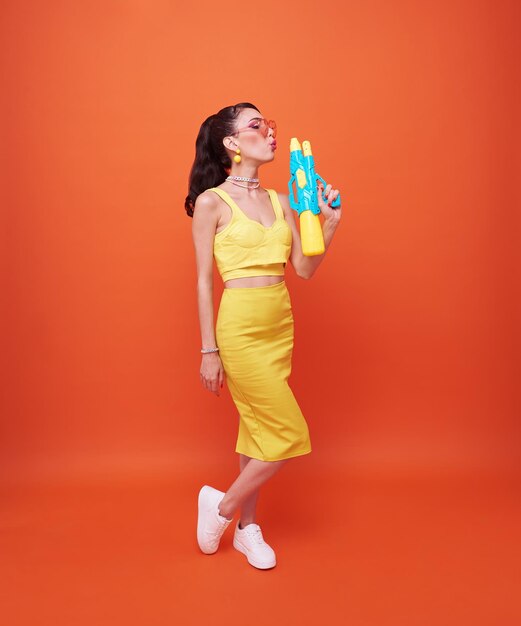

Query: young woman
186;102;341;569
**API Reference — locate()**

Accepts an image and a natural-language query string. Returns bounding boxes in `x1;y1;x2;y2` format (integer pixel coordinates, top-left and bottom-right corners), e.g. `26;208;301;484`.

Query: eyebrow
248;117;262;122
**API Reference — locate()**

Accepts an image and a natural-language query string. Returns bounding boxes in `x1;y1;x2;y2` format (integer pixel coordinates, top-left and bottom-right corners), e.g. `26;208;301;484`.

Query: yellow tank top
208;187;292;282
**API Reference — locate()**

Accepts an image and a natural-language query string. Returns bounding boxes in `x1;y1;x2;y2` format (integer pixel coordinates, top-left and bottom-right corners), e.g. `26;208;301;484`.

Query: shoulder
194;189;219;209
273;190;288;207
193;189;221;216
192;190;223;232
274;191;294;221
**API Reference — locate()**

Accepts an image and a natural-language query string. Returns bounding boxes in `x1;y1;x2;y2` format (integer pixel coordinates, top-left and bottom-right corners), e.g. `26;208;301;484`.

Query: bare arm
191;191;224;396
278;183;342;280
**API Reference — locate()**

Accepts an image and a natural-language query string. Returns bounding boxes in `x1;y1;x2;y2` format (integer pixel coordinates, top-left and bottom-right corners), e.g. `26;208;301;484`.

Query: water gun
288;137;341;256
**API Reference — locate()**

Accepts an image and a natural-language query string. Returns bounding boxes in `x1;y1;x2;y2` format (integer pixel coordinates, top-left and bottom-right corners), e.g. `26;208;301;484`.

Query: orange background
1;1;519;624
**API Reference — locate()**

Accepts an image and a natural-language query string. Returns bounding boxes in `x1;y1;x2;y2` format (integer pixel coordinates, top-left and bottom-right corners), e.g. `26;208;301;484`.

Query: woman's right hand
200;352;225;396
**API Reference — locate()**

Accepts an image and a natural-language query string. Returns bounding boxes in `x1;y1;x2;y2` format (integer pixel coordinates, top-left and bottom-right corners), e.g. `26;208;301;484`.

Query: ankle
238;519;255;529
218;498;234;521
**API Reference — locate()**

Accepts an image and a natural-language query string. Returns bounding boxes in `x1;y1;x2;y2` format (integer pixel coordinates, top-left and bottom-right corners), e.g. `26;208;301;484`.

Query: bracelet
201;347;219;354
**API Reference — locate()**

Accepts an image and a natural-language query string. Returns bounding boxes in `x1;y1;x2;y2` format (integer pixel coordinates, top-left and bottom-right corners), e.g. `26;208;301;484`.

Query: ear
223;137;237;152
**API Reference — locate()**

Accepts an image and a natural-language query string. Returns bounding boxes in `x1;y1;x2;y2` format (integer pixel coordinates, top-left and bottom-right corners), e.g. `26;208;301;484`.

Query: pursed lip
270;141;277;149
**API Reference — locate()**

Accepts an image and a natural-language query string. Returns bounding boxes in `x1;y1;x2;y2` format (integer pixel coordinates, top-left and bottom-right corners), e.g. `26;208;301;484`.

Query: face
224;108;277;164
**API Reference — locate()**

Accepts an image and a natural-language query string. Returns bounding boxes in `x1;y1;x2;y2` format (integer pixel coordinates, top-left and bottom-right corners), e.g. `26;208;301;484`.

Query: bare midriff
224;275;284;289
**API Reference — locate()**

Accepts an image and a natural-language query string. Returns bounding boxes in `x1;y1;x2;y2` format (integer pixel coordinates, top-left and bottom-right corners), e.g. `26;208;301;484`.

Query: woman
186;102;341;569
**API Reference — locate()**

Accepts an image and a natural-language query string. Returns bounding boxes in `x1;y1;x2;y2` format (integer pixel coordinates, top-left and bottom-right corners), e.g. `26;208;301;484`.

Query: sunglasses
232;117;277;139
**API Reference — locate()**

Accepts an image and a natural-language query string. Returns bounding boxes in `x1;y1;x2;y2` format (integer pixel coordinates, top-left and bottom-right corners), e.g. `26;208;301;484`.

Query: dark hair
184;102;260;217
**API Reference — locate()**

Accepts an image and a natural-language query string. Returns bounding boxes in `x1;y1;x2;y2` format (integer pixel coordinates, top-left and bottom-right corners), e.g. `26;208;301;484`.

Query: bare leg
238;454;258;528
218;455;289;520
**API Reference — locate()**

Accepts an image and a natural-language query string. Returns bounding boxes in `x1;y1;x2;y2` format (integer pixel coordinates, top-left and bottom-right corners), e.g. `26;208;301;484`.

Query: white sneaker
197;485;233;554
233;520;277;569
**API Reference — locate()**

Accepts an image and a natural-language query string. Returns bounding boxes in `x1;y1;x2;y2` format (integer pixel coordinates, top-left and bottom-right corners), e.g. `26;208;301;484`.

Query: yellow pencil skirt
215;279;312;462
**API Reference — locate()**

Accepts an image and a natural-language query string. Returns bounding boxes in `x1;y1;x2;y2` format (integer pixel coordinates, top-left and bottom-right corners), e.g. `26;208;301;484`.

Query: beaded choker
226;175;260;189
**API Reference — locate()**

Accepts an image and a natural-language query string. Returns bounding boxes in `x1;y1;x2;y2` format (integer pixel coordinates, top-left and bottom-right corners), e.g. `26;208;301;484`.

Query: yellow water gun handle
299;210;325;256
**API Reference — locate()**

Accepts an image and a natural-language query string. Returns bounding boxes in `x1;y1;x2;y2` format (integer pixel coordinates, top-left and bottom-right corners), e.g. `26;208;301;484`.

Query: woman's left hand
317;182;342;223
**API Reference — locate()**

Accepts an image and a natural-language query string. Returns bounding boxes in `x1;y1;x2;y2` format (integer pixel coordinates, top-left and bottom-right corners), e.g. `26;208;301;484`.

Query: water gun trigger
316;173;341;208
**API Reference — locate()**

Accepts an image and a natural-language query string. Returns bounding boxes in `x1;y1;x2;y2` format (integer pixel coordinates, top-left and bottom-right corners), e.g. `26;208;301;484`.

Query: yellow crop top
208;187;292;282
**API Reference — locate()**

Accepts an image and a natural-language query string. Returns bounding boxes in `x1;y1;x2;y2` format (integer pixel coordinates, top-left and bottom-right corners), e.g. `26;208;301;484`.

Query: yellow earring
233;148;241;163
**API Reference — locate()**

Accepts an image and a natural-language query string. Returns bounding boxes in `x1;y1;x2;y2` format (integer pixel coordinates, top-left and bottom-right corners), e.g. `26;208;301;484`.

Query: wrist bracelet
201;347;219;354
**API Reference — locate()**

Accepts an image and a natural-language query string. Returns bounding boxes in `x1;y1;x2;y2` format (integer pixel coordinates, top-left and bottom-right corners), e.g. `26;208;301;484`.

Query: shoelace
245;525;265;545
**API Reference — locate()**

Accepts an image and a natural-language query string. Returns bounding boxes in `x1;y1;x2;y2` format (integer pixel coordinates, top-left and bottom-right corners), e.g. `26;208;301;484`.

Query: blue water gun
288;137;341;256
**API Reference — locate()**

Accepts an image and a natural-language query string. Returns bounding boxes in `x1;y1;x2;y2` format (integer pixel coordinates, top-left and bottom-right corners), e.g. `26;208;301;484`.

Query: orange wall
2;0;519;482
